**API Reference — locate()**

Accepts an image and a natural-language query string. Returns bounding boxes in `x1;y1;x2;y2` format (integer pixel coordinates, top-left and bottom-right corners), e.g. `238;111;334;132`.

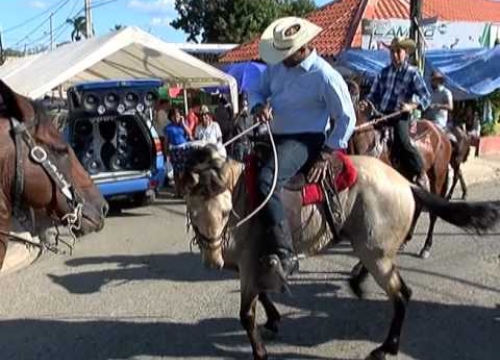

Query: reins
354;110;405;132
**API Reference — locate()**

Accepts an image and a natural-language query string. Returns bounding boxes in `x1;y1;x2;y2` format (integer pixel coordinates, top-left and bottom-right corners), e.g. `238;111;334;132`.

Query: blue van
65;79;166;208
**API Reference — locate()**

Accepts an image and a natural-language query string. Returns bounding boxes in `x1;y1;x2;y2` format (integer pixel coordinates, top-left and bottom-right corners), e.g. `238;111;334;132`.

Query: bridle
4;115;85;253
186;188;236;254
186;122;277;254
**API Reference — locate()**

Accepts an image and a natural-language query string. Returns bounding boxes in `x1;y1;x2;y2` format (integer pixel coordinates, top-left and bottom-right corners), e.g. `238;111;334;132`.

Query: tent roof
0;26;238;110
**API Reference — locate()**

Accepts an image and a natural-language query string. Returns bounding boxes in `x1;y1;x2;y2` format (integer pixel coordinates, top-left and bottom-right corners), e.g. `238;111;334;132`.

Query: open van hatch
70;114;154;178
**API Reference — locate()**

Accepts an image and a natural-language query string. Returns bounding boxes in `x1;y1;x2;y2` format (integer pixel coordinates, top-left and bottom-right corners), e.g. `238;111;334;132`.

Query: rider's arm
247;67;272;114
323;70;357;150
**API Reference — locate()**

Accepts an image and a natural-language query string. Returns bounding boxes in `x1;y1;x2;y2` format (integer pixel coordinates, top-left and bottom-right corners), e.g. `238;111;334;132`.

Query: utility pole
84;0;93;38
409;0;423;70
0;30;5;65
49;12;54;50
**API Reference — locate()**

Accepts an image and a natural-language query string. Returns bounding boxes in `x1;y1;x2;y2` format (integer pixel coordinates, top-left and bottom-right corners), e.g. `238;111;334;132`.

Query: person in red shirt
185;101;200;136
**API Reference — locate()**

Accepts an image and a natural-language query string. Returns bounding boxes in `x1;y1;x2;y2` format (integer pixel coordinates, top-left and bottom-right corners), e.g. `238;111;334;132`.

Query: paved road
0;182;499;360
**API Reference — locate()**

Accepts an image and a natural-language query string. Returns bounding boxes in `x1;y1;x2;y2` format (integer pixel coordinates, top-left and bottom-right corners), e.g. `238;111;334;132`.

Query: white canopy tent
0;26;239;113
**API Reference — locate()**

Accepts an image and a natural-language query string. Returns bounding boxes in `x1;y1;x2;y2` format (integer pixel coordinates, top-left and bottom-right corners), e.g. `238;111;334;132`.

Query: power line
11;0;123;51
2;0;68;34
13;0;71;47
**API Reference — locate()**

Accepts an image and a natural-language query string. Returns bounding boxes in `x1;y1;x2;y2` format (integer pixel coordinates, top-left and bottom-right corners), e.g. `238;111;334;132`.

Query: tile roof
220;0;500;63
220;0;363;63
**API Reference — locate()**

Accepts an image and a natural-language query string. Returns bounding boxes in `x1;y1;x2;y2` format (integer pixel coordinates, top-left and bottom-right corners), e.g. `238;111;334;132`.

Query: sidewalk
461;154;500;186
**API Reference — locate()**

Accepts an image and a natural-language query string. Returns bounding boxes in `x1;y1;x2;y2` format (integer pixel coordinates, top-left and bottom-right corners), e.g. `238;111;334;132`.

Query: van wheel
132;192;155;207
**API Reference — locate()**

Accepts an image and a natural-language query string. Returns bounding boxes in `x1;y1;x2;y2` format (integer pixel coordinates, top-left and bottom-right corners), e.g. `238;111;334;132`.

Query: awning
335;47;500;100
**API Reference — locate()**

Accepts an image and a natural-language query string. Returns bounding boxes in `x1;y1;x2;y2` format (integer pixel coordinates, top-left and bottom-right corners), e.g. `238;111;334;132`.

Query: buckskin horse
346;79;452;259
0;80;108;269
182;144;500;360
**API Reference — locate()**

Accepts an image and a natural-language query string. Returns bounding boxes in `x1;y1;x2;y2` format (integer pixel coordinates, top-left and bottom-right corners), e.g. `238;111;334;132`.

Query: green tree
170;0;316;43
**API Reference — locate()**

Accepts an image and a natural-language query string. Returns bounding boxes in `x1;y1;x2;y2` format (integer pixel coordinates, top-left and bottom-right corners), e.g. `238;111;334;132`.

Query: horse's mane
0;80;66;150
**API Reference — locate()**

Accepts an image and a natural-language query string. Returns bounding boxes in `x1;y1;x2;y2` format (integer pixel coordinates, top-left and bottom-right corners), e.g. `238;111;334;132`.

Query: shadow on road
47;253;236;294
0;286;497;360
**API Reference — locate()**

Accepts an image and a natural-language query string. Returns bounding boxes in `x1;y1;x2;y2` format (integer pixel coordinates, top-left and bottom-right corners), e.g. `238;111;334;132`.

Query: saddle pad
302;151;358;205
244;151;358;208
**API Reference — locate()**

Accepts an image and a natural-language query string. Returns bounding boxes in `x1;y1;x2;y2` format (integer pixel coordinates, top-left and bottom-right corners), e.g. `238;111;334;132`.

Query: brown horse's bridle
8;116;85;252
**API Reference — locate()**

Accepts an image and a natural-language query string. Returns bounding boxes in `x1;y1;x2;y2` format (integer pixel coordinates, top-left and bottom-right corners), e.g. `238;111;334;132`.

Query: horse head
182;144;242;269
0;80;108;237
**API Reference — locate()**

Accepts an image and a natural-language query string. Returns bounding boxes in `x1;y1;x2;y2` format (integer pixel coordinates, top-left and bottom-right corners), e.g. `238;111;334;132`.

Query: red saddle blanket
244;151;358;207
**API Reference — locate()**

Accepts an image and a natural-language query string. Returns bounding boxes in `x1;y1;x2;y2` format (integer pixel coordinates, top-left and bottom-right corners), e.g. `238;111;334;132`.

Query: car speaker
74;119;93;138
98;120;116;141
104;92;119;111
100;142;117;170
82;93;99;112
124;91;139;109
144;91;157;107
109;153;129;171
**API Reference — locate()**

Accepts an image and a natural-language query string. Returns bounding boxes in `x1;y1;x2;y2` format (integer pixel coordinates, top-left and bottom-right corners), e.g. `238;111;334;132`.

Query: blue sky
0;0;332;50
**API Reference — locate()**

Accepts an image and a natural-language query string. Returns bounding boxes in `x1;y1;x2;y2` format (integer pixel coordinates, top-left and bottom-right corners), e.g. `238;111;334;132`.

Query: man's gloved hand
307;148;344;183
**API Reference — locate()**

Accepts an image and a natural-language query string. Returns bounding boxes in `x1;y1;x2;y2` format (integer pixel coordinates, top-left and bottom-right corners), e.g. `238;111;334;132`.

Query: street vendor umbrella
203;61;267;94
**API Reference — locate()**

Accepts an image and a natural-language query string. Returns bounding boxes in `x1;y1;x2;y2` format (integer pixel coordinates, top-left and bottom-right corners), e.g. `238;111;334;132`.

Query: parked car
64;79;166;208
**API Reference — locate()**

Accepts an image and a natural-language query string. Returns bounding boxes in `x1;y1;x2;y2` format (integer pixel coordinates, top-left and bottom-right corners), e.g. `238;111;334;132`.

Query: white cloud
128;0;175;13
29;0;48;8
150;17;173;27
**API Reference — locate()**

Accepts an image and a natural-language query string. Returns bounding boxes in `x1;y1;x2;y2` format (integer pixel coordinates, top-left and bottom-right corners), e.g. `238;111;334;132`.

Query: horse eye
52;146;69;156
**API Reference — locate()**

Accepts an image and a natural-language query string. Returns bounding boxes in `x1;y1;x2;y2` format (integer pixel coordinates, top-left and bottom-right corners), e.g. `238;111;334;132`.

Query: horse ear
180;172;200;195
0;80;35;121
220;162;237;191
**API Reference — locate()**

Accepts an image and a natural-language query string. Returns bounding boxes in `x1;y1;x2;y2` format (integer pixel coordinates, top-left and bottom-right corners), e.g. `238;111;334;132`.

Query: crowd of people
154;93;253;197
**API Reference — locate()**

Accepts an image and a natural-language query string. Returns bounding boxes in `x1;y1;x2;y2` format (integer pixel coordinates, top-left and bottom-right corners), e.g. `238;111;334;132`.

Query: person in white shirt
195;105;227;157
424;70;453;130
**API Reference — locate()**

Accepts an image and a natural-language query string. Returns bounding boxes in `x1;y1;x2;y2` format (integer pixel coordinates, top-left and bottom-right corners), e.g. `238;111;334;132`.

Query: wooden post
409;0;423;70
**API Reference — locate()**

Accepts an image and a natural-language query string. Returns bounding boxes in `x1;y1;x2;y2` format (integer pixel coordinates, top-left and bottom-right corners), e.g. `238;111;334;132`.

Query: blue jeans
258;133;326;226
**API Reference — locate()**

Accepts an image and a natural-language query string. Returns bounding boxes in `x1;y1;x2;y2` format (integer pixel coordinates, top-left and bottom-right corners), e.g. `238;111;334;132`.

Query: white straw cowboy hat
383;37;417;54
259;16;323;65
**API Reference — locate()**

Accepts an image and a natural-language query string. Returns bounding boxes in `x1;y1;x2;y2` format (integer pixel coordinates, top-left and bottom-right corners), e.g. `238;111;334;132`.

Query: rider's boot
261;220;299;280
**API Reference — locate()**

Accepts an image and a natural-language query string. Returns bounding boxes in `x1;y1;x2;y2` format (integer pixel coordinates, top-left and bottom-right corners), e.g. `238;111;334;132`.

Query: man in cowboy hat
424;70;453;131
249;16;356;278
362;36;431;188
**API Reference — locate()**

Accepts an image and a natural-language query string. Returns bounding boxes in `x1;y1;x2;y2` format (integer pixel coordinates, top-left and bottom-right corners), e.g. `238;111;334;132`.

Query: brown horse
0;80;108;269
182;144;500;360
347;80;452;259
446;125;472;200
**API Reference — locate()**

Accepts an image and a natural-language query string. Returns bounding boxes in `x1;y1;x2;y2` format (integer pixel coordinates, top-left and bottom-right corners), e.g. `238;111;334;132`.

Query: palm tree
66;16;88;41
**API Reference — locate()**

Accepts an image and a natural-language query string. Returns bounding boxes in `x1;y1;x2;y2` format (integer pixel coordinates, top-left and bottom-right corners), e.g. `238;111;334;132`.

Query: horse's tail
411;186;500;234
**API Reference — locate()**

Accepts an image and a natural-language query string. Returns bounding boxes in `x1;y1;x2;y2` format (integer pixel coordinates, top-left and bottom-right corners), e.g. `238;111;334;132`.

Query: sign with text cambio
361;19;493;50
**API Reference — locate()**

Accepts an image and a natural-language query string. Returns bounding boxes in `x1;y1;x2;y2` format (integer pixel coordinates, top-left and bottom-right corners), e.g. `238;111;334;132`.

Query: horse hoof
365;348;386;360
350;262;364;277
253;349;268;360
419;249;431;259
349;279;365;299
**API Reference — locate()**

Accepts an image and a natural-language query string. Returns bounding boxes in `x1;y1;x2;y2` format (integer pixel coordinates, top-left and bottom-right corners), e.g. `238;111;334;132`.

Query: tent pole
183;87;189;117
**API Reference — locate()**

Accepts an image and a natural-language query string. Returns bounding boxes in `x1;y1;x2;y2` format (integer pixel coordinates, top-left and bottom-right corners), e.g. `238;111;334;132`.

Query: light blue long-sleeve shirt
248;49;356;149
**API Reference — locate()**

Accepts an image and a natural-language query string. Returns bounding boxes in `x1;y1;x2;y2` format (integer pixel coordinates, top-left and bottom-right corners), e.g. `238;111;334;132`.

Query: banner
361;19;493;50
